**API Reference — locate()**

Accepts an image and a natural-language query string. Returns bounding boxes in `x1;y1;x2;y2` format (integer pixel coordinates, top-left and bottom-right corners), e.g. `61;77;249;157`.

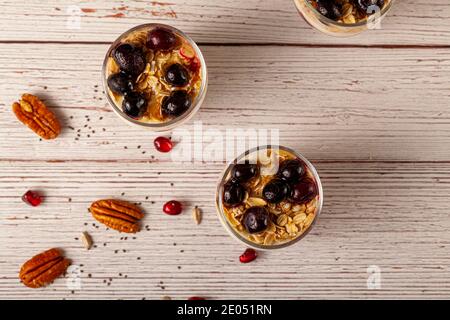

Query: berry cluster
107;28;197;120
223;159;318;235
310;0;386;21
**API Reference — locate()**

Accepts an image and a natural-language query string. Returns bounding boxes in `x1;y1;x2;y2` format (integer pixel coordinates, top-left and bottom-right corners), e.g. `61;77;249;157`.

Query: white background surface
0;0;449;299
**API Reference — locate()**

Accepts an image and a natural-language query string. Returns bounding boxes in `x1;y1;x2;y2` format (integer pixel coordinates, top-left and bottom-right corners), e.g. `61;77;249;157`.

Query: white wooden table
1;0;450;300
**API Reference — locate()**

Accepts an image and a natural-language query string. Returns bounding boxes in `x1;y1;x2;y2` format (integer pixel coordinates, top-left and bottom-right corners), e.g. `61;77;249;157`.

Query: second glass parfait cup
294;0;395;37
216;145;323;250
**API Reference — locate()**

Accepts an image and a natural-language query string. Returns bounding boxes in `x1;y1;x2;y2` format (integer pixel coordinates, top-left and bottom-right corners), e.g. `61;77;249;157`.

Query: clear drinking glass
294;0;395;37
102;23;208;132
216;145;324;250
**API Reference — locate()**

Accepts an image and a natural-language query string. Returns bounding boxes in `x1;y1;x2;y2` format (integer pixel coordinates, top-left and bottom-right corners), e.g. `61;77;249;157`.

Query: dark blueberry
223;182;245;207
277;159;307;183
107;72;134;95
262;179;290;204
355;0;384;12
112;43;146;76
165;63;190;87
161;90;192;117
122;92;147;119
243;207;269;234
147;28;179;51
289;179;318;204
231;163;258;182
316;0;342;20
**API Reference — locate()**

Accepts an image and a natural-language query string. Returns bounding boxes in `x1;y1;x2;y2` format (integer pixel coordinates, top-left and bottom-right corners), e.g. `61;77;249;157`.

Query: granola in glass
218;147;322;248
105;25;203;123
307;0;390;24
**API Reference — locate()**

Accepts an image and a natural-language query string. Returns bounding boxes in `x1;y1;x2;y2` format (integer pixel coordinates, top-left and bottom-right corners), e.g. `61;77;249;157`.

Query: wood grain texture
1;44;450;161
1;0;450;300
0;0;449;45
1;161;450;299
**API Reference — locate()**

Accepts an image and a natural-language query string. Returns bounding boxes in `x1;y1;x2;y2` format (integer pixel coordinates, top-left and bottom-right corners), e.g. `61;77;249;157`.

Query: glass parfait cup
216;145;324;250
102;23;208;132
294;0;395;37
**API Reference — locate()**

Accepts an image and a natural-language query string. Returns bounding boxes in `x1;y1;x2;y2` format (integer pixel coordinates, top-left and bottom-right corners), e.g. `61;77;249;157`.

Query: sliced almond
231;205;245;217
246;197;267;207
81;231;93;250
228;213;241;227
264;233;275;245
243;191;249;202
150;60;156;74
248;234;264;244
281;202;292;212
250;175;261;188
192;206;202;225
267;222;276;233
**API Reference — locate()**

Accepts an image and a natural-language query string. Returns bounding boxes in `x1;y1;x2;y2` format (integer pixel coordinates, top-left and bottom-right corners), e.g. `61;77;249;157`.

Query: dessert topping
154;136;173;153
147;28;179;52
89;199;144;233
161;90;192;117
22;190;42;207
163;200;183;215
12;94;61;140
223;181;246;207
239;248;258;263
113;43;146;76
19;248;70;288
243;206;269;234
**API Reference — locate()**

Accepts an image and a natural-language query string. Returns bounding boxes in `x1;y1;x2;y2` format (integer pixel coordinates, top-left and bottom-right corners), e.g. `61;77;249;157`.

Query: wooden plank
0;0;449;45
1;161;449;299
2;0;450;300
1;44;450;161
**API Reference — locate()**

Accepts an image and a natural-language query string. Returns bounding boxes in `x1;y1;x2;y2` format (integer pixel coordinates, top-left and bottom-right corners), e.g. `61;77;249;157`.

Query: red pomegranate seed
163;200;183;215
154;136;173;153
22;190;42;207
239;248;257;263
188;56;201;72
188;296;206;300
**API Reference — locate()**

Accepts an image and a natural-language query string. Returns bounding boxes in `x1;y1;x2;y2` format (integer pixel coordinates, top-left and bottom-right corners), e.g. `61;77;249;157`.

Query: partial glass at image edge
294;0;395;36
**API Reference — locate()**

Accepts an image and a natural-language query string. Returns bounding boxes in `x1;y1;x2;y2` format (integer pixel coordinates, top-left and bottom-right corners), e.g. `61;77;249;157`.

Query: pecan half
12;93;61;139
89;199;144;233
19;248;70;288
